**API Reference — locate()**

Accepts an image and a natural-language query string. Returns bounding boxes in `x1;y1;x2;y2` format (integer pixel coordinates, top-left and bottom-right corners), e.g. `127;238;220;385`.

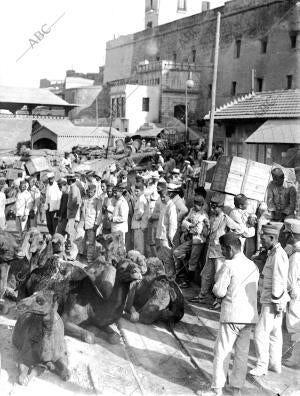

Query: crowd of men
0;149;299;396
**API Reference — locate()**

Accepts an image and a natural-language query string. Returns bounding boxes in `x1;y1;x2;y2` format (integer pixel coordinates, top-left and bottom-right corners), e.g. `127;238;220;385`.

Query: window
231;81;237;96
147;21;153;28
146;0;157;11
261;38;268;54
287;75;293;89
235;39;241;58
225;125;236;138
142;97;150;112
290;32;297;49
208;84;212;98
178;0;186;11
192;49;196;63
111;98;116;114
256;78;263;92
156;56;160;61
173;52;177;62
120;97;126;117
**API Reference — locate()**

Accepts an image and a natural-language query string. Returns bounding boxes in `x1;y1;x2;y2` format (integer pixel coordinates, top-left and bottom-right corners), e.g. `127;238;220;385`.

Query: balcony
137;60;204;74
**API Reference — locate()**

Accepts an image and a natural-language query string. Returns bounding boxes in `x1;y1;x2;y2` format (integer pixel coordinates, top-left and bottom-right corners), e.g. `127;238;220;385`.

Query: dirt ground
0;300;206;396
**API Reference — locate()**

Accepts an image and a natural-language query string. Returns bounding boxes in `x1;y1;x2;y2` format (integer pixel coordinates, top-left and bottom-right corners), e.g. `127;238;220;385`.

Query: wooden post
251;69;255;93
207;11;221;158
105;105;113;159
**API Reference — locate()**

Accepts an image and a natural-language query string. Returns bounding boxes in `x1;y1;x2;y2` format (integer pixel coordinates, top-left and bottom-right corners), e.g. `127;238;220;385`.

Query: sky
0;0;225;88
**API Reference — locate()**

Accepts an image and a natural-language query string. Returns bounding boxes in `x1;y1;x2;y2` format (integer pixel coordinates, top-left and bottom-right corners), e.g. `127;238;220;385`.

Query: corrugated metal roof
33;119;126;138
245;119;300;144
204;90;300;120
0;86;76;108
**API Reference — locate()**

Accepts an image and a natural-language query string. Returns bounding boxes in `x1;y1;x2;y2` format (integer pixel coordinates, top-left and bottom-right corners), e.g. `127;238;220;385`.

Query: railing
0;113;67;120
137;60;204;73
108;78;139;87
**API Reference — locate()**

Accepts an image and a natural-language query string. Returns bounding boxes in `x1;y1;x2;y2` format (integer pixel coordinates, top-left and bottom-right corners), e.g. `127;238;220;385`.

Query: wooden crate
211;156;247;195
198;160;217;187
242;161;272;202
25;157;50;175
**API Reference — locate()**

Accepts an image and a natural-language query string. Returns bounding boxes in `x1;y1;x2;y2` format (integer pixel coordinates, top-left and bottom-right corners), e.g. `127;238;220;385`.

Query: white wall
111;84;160;133
145;0;207;28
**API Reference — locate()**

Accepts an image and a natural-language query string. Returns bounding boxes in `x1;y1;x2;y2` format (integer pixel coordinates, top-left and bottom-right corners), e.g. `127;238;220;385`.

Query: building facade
110;84;160;133
144;0;211;29
104;0;300;126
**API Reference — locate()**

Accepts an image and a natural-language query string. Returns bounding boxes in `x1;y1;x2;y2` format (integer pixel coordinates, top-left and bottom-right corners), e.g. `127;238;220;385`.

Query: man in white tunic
202;232;259;396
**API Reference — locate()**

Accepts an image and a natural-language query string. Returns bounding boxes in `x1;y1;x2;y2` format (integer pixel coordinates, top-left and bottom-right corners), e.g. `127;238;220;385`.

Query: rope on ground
116;320;146;396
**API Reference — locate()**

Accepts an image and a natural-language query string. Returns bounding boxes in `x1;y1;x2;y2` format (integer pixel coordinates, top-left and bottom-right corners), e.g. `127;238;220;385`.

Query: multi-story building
144;0;211;29
104;0;300;135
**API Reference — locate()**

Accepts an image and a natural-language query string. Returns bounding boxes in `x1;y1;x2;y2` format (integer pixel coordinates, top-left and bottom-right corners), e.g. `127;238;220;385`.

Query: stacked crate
210;156;273;213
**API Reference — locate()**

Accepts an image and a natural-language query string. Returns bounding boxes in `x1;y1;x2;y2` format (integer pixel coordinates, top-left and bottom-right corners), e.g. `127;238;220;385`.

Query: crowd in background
0;146;299;396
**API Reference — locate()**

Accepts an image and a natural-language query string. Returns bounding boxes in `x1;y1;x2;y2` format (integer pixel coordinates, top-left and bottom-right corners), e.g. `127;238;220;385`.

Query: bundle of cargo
211;156;272;202
24;156;50;175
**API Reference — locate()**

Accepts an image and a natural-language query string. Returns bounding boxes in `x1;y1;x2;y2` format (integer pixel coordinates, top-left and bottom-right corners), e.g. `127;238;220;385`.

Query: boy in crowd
56;178;69;236
174;193;209;288
189;193;243;306
80;184;102;264
131;182;148;255
15;180;31;236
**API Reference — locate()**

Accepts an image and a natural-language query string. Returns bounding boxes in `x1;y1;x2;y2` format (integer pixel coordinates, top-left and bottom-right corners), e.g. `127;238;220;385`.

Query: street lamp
185;77;194;142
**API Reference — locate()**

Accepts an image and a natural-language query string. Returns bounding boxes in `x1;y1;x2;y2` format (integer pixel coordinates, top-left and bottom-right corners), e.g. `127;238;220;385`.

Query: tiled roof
245;119;300;144
0;86;77;108
32;119;126;138
204;90;300;120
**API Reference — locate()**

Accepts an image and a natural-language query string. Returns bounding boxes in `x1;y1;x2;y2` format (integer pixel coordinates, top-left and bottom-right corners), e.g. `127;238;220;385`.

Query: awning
245;119;300;144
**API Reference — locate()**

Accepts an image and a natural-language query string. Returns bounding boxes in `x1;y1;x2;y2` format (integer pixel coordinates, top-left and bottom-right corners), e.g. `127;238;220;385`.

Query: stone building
144;0;211;29
104;0;300;129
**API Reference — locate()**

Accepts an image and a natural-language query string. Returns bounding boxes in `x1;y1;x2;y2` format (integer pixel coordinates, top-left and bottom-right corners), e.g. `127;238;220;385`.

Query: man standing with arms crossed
250;222;289;376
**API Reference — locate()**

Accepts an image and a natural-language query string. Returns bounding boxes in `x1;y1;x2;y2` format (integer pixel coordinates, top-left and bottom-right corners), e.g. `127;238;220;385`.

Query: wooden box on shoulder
211;156;272;202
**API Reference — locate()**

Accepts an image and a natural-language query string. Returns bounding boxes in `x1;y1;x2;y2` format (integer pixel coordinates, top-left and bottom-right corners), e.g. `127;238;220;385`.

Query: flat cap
271;168;284;178
167;182;182;192
284;218;300;234
261;222;283;235
66;173;76;179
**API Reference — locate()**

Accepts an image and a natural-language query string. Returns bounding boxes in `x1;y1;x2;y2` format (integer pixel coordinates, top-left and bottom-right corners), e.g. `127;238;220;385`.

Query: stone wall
104;0;300;117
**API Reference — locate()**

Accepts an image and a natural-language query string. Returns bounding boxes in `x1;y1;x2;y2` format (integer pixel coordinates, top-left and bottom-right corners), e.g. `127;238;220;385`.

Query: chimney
202;1;210;12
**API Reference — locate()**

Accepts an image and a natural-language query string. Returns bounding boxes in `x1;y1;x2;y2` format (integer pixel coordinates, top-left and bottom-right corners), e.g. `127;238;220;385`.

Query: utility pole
95;94;99;126
207;11;221;159
105;103;113;159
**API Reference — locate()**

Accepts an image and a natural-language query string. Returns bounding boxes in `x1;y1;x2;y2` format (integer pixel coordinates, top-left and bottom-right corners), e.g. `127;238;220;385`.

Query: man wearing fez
250;222;289;376
202;232;259;396
267;167;296;222
283;219;300;369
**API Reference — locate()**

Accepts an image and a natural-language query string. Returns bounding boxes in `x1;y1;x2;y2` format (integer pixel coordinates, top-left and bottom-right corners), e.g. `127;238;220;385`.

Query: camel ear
52;293;60;304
